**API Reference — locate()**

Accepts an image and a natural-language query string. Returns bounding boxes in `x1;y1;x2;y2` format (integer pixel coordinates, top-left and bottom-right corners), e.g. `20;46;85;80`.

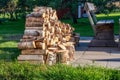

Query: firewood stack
18;7;78;65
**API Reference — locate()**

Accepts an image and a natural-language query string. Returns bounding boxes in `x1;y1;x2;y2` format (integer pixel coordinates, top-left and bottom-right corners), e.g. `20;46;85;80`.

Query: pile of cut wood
18;7;79;65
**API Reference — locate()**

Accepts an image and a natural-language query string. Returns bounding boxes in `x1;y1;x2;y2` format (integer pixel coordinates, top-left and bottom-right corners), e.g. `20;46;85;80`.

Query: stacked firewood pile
18;7;79;65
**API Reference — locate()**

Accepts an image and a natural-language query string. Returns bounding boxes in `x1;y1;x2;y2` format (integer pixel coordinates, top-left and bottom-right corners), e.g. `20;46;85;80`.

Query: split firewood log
26;27;43;30
25;22;44;27
18;41;36;49
56;50;69;64
33;40;46;49
21;49;45;55
24;30;41;36
18;55;44;61
26;17;44;22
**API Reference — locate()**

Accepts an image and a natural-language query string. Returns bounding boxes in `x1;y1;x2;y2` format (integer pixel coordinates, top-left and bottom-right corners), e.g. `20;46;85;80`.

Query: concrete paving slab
84;51;111;55
81;55;114;60
87;47;111;53
107;62;120;69
72;59;93;67
93;61;108;68
110;48;120;55
74;51;84;59
111;52;120;56
72;36;120;69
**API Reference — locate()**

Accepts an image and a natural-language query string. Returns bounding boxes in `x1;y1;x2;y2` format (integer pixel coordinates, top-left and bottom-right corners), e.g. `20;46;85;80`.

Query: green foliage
0;61;44;80
48;0;62;10
0;19;24;61
0;0;119;20
0;0;8;8
87;0;120;14
0;62;120;80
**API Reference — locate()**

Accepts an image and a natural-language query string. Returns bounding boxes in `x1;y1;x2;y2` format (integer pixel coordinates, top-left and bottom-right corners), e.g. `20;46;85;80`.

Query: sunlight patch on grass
0;41;18;48
97;12;120;17
0;36;3;40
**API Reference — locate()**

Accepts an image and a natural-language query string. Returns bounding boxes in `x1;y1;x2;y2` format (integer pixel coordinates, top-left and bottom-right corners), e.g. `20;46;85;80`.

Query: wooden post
84;2;96;35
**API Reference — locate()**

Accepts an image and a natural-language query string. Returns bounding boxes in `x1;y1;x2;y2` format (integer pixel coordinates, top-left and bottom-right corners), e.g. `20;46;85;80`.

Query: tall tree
6;0;19;20
0;0;9;18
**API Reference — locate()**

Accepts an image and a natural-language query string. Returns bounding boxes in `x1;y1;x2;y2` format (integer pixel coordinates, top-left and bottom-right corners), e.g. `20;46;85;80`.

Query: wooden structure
84;2;117;47
18;7;79;65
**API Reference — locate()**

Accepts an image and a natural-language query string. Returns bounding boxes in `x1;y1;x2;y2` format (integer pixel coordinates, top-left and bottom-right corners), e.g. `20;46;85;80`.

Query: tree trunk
71;12;77;24
15;12;18;20
9;12;15;20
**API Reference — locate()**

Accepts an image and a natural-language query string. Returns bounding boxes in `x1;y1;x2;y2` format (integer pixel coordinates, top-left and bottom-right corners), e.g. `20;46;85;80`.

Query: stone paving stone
75;46;88;60
72;59;93;67
87;47;111;53
74;51;84;59
80;55;120;68
110;48;120;55
93;61;108;68
111;52;120;56
107;62;120;69
72;36;120;68
84;51;110;55
81;55;113;60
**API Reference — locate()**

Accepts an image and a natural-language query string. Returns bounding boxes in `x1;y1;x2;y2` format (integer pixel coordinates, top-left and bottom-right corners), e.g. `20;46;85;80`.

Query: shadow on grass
0;34;21;61
0;34;23;41
0;48;20;61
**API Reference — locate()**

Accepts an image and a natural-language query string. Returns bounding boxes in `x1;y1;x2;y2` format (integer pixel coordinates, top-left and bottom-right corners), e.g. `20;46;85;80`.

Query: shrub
0;61;120;80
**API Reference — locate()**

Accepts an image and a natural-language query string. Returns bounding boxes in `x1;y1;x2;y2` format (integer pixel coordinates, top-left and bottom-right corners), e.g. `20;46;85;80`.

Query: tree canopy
0;0;119;20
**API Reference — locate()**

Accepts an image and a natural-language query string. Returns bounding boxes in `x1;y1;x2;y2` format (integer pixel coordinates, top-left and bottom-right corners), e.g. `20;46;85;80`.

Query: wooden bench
84;2;117;47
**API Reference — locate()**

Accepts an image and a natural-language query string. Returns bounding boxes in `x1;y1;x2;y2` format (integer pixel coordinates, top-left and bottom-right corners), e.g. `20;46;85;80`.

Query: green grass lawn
0;19;24;61
0;19;25;34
